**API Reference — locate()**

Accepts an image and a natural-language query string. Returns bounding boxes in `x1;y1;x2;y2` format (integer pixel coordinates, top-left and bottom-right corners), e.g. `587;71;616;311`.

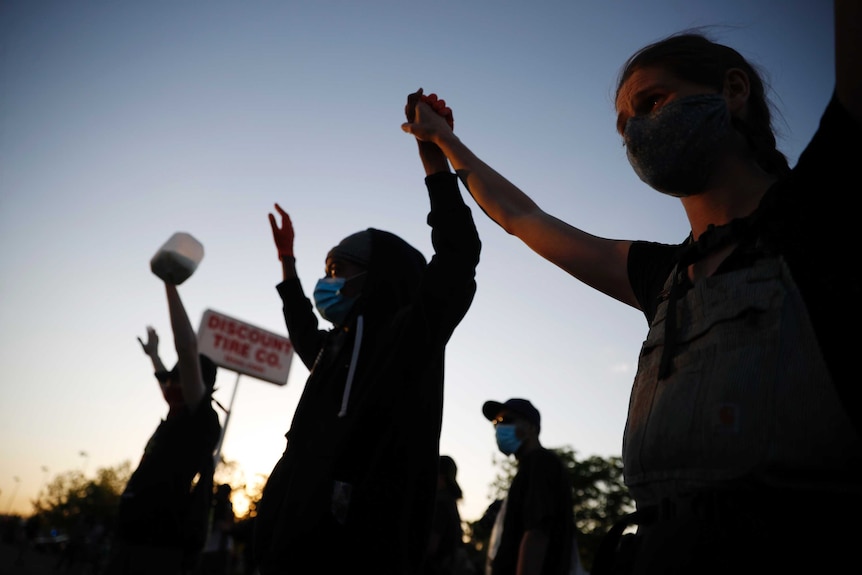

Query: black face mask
624;93;731;197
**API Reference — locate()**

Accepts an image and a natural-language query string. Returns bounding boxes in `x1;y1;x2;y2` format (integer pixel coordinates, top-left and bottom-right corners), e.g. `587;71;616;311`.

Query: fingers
273;203;292;227
420;93;454;129
270;204;294;233
402;88;455;135
405;88;424;123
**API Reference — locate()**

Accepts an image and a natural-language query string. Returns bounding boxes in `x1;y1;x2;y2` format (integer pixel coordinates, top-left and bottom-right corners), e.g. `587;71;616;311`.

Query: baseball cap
482;398;541;430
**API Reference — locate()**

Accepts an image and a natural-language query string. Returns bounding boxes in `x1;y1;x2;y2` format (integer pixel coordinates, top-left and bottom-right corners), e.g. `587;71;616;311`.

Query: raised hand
403;88;455;142
420;92;454;129
137;325;159;357
268;203;295;260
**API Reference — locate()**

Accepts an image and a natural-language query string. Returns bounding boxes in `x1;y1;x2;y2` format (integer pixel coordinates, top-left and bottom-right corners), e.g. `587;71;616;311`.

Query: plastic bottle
150;232;204;285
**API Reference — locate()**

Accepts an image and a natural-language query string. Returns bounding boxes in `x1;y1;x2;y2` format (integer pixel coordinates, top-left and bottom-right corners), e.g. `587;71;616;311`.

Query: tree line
8;447;632;573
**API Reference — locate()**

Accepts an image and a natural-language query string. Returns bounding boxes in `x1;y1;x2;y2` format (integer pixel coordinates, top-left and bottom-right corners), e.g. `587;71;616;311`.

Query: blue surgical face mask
313;277;357;326
494;424;523;456
624;93;731;197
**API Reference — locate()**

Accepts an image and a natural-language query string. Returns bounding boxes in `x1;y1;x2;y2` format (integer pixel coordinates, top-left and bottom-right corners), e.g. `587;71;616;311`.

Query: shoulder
520;447;564;471
628;240;683;323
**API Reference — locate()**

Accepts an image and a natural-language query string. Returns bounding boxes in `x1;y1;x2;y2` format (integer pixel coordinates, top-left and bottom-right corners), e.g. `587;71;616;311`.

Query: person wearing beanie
104;280;222;575
254;95;481;574
482;398;581;575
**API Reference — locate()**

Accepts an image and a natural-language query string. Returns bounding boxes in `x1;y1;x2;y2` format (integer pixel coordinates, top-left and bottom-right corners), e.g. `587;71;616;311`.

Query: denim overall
609;250;861;574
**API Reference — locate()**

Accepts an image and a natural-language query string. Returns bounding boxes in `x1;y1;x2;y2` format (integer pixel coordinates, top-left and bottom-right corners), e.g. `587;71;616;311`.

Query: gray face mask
624;93;731;197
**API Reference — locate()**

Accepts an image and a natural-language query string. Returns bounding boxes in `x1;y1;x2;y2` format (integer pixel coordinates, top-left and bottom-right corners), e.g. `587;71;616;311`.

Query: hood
353;228;426;320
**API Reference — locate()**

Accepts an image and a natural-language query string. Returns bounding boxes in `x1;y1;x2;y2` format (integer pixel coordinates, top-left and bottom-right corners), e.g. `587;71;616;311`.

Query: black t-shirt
491;448;574;575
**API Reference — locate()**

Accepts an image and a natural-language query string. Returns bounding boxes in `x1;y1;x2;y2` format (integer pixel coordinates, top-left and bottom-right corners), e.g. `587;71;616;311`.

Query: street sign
197;309;293;386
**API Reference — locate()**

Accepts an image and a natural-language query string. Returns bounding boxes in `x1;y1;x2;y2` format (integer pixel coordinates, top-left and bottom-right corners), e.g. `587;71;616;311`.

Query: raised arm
269;203;299;282
835;0;862;124
137;325;168;375
268;204;328;368
165;282;206;410
403;90;637;309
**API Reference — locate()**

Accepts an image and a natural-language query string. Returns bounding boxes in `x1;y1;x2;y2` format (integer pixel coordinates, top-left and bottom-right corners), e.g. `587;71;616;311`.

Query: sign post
197;309;294;464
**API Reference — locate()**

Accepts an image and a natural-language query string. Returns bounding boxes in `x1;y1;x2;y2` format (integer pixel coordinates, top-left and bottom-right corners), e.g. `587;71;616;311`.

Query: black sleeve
627;240;682;325
275;278;328;370
419;171;481;345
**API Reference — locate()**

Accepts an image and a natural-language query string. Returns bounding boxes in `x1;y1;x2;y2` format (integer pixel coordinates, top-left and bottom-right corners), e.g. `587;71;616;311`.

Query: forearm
165;283;205;406
146;352;168;373
280;255;298;281
166;284;198;357
417;140;451;176
420;172;480;340
517;529;550;575
435;131;542;234
426;172;481;273
275;279;327;368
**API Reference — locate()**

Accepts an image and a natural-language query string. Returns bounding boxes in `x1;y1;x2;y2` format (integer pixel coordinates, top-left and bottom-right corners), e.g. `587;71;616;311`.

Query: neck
515;437;541;460
681;160;776;241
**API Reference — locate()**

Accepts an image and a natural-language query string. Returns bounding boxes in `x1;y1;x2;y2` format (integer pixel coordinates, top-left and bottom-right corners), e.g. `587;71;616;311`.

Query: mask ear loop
338;314;363;417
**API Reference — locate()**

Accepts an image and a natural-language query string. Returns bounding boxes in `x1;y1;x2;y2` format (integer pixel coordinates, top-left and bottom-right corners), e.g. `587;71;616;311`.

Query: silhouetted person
104;280;221;575
482;399;577;575
196;484;234;575
254;114;480;573
423;455;475;575
403;2;862;572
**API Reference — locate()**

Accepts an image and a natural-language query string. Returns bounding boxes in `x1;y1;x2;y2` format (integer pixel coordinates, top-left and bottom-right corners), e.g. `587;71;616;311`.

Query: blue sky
0;1;834;522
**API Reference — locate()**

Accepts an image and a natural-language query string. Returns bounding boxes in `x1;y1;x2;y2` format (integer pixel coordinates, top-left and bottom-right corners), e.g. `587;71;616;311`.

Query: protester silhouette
423;455;475;575
196;483;234;575
482;399;578;575
103;280;222;575
253;114;480;573
403;2;862;572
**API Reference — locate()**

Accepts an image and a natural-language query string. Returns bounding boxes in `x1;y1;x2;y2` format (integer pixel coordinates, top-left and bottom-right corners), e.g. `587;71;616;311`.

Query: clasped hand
402;88;454;141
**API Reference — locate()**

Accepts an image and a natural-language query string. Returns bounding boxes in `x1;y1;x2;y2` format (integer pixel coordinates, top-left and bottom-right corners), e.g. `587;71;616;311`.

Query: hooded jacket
254;172;480;573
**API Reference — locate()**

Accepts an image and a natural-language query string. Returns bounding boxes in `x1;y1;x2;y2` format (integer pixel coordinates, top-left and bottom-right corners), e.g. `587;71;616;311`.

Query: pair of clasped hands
403;87;454;132
269;88;454;258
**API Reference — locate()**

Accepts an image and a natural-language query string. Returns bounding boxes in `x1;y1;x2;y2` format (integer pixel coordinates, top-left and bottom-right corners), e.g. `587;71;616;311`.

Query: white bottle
150;232;204;285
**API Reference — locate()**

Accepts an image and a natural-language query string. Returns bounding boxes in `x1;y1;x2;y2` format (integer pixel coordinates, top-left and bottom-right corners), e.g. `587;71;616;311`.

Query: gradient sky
1;0;835;523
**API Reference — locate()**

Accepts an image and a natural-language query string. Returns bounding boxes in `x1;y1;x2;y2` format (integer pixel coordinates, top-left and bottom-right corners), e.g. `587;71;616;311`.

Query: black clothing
488;448;574;575
254;172;480;574
116;403;220;547
423;487;466;575
105;399;220;575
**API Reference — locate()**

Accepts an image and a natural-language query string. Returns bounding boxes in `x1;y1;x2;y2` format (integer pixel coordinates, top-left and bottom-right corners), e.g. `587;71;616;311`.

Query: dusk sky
1;0;834;523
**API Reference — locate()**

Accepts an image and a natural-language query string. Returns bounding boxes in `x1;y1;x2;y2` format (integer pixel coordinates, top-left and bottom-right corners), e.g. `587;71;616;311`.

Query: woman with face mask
402;2;861;573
